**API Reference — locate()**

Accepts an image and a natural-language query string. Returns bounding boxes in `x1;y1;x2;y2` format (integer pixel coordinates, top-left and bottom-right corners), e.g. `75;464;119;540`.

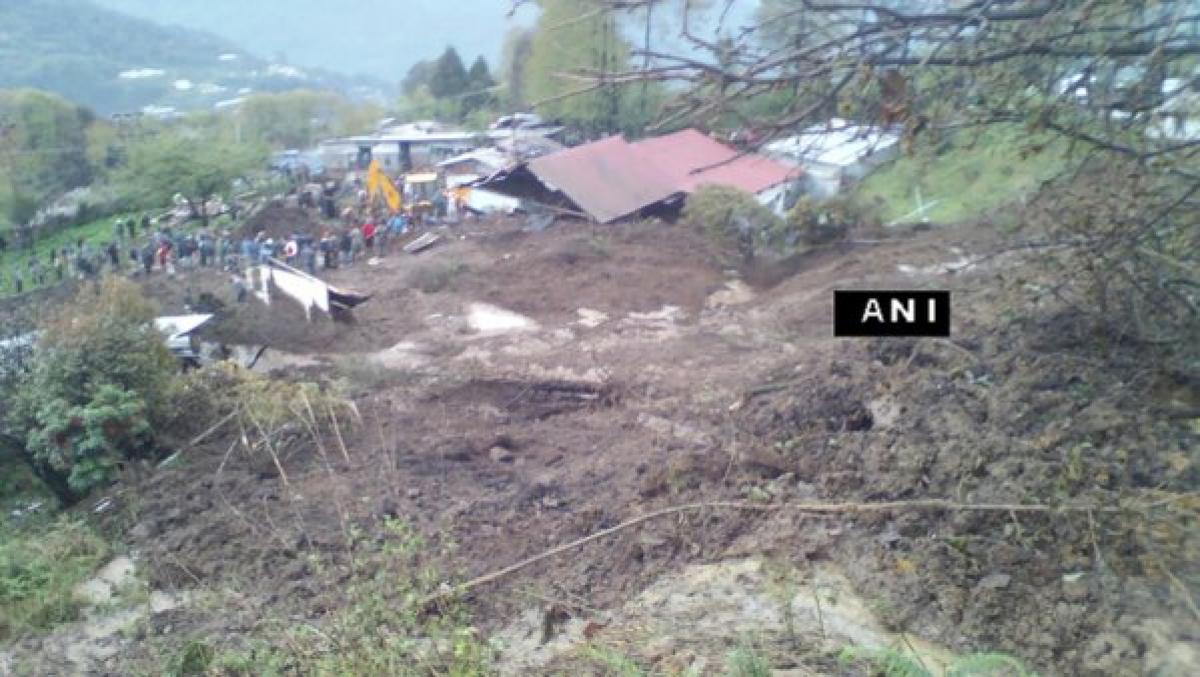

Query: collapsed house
476;129;801;223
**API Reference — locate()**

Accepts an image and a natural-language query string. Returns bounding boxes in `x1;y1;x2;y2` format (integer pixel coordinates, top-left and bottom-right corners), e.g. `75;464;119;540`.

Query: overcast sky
94;0;540;83
93;0;762;85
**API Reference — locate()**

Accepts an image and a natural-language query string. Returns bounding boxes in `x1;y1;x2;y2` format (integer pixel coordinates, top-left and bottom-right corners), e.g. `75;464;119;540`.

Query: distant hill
0;0;387;115
93;0;539;84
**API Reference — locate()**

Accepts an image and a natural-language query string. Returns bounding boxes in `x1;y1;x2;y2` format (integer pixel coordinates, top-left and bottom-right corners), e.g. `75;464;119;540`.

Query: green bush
0;516;109;640
682;185;783;261
7;277;176;503
785;195;878;245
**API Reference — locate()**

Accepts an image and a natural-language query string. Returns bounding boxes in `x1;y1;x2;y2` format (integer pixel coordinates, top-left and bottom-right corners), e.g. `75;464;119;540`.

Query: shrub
784;195;878;246
408;260;468;293
6;277;177;503
0;516;109;640
682;185;783;261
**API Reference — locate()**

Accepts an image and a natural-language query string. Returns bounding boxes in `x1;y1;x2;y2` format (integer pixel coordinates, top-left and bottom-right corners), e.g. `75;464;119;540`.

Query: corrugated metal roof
527;136;682;223
634;129;800;194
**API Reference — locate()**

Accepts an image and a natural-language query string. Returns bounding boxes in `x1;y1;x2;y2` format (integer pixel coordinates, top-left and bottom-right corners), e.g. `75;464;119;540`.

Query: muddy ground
3;212;1198;675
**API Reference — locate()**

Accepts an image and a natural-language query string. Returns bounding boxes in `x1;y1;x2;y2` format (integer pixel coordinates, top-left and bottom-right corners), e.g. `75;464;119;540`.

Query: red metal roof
521;129;799;223
633;129;800;194
527;136;681;224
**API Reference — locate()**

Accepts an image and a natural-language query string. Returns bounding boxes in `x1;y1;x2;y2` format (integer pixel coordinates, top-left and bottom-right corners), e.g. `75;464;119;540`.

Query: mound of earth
241;203;329;241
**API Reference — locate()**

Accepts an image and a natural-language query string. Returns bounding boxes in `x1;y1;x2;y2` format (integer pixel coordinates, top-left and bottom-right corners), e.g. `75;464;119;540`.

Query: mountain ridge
0;0;386;114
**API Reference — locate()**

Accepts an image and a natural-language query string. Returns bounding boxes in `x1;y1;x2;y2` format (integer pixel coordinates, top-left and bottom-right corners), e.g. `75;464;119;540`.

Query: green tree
402;60;435;96
464;56;497;113
525;0;631;136
500;27;535;109
118;131;264;225
429;47;469;100
6;278;176;503
0;89;93;230
237;90;379;149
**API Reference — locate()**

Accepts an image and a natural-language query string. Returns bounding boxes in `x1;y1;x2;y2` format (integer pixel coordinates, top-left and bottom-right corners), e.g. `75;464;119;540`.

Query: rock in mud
490;446;515;463
977;573;1012;590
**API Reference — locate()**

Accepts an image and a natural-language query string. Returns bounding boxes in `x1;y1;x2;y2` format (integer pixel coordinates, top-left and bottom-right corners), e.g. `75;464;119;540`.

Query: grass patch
1;209;240;298
407;259;469;294
177;519;491;676
855;124;1073;226
0;212;135;297
838;645;1036;676
0;515;109;640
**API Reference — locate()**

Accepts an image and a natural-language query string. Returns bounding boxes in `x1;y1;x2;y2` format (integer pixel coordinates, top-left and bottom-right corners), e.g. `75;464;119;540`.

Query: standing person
362;219;376;251
125;218;136;240
156;239;171;271
140;240;154;274
339;228;353;266
11;268;22;294
284;238;299;266
376;220;389;256
259;238;276;263
350;226;364;264
141;213;152;234
105;241;119;269
232;274;248;303
320;231;337;270
199;233;214;268
240;236;255;265
27;257;42;287
301;240;317;275
53;251;64;281
113;218;124;244
216;233;230;270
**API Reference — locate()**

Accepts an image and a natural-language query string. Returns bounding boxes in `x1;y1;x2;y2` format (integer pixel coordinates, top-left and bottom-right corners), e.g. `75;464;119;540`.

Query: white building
764;119;900;197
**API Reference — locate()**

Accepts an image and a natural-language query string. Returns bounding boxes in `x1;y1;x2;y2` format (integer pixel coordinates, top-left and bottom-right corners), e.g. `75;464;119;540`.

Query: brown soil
3;216;1197;675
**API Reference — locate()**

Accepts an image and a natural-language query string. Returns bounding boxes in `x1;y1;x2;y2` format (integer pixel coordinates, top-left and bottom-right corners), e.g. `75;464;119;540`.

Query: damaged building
476;128;801;223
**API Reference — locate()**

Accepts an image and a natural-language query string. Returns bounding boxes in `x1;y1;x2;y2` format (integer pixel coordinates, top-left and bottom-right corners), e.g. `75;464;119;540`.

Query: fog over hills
0;0;390;114
93;0;540;83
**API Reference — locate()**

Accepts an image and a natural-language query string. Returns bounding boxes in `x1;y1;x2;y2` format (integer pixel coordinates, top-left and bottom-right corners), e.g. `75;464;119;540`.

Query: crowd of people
4;167;470;297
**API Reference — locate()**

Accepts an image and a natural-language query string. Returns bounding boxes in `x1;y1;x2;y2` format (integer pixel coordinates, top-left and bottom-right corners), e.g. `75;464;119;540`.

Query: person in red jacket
362;220;376;251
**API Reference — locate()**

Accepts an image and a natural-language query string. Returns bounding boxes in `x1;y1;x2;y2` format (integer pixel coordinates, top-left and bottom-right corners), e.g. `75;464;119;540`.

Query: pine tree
429;47;469;99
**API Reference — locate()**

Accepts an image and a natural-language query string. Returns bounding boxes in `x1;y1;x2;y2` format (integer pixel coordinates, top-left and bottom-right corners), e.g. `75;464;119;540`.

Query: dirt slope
4;217;1197;675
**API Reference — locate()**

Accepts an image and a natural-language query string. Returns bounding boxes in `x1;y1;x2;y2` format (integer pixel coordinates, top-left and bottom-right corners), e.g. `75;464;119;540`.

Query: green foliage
839;645;1036;677
399;50;498;122
408;259;469;294
525;0;633;135
0;0;259;115
430;47;470;100
725;640;772;677
682;184;783;261
855;125;1070;225
582;645;651;676
25;385;154;493
0;515;109;640
500;27;536;109
7;277;176;501
165;639;216;677
210;519;491;676
786;195;876;246
0;89;94;228
117;131;264;218
464;56;498;113
239;90;381;149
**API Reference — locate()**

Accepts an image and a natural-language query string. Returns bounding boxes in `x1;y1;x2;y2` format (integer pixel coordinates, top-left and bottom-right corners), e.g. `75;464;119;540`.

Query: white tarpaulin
270;266;330;320
154;314;213;340
465;188;520;214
